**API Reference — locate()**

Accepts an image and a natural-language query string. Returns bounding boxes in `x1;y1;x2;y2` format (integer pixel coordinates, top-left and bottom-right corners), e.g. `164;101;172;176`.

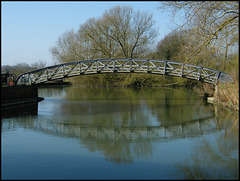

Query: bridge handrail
16;58;233;85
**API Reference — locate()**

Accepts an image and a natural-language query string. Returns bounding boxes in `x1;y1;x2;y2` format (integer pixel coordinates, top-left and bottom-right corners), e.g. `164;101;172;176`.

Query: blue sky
1;1;182;66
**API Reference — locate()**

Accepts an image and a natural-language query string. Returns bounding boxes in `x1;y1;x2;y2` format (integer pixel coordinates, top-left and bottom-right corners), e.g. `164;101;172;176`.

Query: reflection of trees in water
62;86;215;127
61;87;160;127
145;88;215;126
173;109;239;179
37;86;220;164
2;113;220;165
38;87;66;98
5;87;232;167
74;117;217;164
80;140;153;164
216;107;239;143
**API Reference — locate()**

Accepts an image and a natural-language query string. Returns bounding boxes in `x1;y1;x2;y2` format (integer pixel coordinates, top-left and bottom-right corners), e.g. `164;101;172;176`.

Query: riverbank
207;97;239;112
205;82;239;112
36;80;72;87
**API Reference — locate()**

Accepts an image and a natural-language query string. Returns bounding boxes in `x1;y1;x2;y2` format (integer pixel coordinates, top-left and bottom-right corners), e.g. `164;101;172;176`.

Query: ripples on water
1;86;239;179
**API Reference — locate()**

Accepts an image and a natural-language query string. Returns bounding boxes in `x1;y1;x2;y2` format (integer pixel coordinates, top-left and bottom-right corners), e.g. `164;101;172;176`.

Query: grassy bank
193;82;239;112
215;82;239;111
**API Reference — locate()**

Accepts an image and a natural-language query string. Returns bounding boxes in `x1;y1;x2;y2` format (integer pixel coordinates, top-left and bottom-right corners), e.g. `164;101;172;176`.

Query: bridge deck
16;59;233;85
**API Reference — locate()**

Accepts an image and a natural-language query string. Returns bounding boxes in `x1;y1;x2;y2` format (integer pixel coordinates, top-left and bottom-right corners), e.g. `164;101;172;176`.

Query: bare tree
79;17;120;59
51;5;158;62
49;5;158;86
155;30;188;61
158;1;239;66
101;6;157;58
31;60;47;69
50;29;86;63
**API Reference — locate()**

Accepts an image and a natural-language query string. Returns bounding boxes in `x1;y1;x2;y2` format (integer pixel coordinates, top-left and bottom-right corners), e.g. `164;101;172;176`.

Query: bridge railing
16;59;233;85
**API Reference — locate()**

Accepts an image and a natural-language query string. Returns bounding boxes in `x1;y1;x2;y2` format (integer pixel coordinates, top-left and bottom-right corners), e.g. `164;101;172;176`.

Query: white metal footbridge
16;59;233;85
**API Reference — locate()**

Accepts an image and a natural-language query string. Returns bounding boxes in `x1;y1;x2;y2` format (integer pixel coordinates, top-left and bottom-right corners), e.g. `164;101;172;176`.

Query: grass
216;82;239;111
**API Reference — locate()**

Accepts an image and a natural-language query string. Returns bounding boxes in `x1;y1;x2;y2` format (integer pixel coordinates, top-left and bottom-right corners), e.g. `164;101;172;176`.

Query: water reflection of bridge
1;110;220;164
28;115;218;142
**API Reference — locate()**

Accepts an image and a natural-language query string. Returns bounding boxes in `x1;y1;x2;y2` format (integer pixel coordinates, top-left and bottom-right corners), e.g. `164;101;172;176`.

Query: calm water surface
1;86;239;180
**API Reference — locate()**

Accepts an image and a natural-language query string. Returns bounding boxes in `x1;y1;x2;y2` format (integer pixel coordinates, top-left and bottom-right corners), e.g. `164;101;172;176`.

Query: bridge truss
16;59;232;85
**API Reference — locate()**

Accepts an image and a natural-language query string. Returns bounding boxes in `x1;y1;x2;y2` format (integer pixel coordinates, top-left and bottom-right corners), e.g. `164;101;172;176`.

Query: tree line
1;60;46;78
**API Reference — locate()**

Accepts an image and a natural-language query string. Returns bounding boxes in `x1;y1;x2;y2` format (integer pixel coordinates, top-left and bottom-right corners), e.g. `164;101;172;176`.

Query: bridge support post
214;81;219;98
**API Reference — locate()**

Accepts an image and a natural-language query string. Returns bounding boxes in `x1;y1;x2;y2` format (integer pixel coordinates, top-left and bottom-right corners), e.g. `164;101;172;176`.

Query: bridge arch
16;59;233;86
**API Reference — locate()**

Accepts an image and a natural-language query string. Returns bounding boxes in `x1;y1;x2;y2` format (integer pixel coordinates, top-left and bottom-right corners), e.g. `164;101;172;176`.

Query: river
1;86;239;179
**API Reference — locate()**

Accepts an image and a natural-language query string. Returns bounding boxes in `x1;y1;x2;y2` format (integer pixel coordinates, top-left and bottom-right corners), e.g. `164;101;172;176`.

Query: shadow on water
1;102;38;119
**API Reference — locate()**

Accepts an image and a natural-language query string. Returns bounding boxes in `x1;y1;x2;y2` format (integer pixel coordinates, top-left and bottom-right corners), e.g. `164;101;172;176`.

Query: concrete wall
1;85;38;101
